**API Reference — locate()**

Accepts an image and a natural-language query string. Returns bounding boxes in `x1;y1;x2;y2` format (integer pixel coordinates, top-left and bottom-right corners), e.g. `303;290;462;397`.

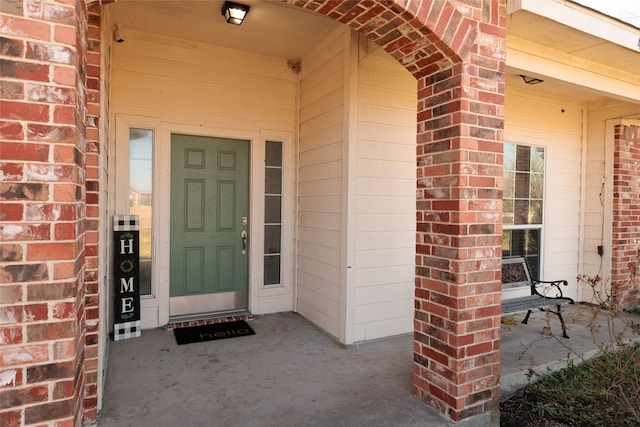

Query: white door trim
113;116;295;328
253;130;295;315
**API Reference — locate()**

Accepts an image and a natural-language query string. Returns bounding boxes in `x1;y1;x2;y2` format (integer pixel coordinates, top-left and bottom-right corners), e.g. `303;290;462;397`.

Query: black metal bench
501;257;575;338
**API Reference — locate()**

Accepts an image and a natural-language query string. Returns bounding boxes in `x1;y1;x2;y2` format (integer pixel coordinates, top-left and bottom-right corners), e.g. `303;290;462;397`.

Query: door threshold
166;310;252;330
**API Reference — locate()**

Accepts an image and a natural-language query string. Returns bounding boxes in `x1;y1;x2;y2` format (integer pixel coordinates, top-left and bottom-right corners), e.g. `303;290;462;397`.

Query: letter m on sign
120;277;135;292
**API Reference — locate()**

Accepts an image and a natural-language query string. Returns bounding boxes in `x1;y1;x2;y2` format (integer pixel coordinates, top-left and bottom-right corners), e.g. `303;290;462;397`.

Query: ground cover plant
501;273;640;426
500;341;640;426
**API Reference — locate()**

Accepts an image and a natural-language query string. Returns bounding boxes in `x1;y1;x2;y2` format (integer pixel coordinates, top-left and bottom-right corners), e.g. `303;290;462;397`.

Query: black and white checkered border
113;215;139;231
114;320;141;341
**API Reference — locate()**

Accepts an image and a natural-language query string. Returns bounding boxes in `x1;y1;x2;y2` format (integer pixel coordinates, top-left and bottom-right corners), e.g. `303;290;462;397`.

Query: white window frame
503;141;547;282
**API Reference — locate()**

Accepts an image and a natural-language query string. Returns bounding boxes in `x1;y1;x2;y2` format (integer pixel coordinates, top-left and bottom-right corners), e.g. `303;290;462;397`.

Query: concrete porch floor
98;304;639;427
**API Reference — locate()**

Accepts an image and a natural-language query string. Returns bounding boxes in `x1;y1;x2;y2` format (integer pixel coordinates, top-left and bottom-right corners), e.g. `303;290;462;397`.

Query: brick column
413;10;506;426
414;66;504;422
611;124;640;309
0;0;89;425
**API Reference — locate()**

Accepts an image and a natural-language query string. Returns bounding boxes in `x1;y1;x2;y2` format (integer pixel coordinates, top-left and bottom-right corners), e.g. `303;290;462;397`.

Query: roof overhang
506;0;640;105
508;0;640;52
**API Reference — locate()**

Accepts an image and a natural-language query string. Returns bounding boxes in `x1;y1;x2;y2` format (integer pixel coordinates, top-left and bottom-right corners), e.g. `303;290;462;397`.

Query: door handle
241;230;247;255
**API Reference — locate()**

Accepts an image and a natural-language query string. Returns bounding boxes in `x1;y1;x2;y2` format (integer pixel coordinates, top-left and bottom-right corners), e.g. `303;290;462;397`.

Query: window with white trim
502;143;544;279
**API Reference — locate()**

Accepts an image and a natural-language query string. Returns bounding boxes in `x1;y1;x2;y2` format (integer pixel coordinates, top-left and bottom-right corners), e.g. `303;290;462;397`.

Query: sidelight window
129;128;153;295
264;141;283;286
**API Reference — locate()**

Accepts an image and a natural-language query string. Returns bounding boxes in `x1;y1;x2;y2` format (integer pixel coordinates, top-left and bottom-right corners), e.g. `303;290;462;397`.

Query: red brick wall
0;0;89;425
611;124;640;309
81;4;102;423
295;0;506;423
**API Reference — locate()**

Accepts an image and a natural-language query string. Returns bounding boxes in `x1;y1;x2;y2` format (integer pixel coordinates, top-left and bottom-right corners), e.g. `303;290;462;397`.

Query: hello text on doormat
173;320;255;345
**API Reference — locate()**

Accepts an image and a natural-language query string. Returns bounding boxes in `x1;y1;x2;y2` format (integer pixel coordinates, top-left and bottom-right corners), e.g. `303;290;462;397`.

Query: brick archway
288;0;472;75
289;1;506;422
1;0;504;425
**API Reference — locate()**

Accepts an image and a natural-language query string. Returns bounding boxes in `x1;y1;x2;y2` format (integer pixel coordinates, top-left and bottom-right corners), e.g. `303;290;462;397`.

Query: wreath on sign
120;259;134;273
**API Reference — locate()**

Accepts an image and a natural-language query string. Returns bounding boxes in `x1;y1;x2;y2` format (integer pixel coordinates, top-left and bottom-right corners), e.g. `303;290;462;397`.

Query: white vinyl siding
110;31;296;131
296;28;347;339
354;49;417;341
504;87;583;299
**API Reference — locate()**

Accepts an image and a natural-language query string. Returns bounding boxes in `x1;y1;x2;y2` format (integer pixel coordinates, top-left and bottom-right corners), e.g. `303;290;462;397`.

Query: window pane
265;168;282;195
264;225;281;254
531;147;544;173
515;172;530;198
502;230;511;257
524;229;540;254
524;230;541;278
529;200;543;224
504;143;516;171
265;196;281;223
530;173;543;199
129;128;153;296
264;255;281;285
516;145;531;172
503;229;541;278
503;200;514;225
510;229;525;254
504;171;515;199
514;200;529;225
266;141;282;167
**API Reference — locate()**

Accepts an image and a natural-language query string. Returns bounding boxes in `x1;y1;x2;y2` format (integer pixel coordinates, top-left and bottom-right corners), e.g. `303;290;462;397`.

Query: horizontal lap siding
110;31;296;130
297;29;346;339
354;50;417;341
505;88;583;298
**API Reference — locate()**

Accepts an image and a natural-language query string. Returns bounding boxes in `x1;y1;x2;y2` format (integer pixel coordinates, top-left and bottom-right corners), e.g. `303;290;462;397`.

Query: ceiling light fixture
221;1;250;25
520;74;544;85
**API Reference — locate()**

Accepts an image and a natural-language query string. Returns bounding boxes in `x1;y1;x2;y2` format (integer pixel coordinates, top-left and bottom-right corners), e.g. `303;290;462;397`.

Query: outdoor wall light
520;74;544;85
221;1;250;25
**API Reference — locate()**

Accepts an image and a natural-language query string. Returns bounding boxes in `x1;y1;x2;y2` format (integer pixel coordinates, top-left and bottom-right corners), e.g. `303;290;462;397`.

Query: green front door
170;134;249;317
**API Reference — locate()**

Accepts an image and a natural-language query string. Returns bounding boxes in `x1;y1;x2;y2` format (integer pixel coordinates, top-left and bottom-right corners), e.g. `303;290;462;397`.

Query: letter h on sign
113;215;141;341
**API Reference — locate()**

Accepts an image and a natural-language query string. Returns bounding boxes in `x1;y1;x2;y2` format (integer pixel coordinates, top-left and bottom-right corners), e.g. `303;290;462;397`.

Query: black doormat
173;320;255;345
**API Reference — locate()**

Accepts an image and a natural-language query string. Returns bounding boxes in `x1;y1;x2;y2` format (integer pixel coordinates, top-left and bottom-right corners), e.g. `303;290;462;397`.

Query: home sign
113;215;141;340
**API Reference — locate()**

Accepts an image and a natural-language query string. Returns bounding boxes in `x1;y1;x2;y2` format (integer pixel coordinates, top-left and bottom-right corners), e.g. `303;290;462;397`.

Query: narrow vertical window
264;141;282;286
502;143;544;279
129;128;153;295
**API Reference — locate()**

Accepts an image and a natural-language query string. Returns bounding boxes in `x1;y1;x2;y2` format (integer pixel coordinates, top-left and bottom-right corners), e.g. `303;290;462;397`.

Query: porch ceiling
108;0;340;60
504;66;611;105
108;1;636;106
506;9;640;105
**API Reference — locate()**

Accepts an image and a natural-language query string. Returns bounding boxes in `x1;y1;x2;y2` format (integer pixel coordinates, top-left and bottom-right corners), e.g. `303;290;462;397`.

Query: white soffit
509;0;640;52
506;0;640;105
